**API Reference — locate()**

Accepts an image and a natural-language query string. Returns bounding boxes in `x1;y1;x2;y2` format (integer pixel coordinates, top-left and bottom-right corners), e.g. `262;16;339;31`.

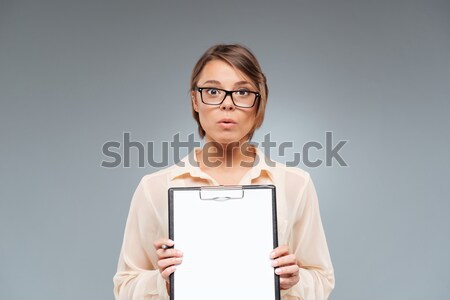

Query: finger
156;248;183;259
153;238;174;250
271;254;297;267
274;264;300;276
279;275;300;289
270;244;289;259
161;265;177;281
157;256;183;270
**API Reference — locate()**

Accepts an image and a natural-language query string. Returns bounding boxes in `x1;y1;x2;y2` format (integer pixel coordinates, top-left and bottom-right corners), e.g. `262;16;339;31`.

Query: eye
236;89;250;96
206;88;220;95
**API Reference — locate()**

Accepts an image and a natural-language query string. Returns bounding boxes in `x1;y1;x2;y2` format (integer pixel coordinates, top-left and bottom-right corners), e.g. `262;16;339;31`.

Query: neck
198;140;256;170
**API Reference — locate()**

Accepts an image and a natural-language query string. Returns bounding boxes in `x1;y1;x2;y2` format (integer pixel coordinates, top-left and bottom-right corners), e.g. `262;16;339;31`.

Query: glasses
195;87;260;108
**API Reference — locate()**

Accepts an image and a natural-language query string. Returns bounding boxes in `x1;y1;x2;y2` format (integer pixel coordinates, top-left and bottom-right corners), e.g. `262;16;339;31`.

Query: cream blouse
113;147;335;300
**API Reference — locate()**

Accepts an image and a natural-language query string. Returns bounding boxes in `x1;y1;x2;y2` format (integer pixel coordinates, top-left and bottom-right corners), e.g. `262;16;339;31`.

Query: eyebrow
201;80;221;86
200;80;254;88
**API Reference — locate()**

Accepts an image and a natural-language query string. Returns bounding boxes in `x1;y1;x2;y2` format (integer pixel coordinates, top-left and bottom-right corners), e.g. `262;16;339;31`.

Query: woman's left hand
270;244;300;290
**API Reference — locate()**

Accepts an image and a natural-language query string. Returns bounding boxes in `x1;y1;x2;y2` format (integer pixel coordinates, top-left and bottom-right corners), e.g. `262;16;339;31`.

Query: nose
220;94;235;111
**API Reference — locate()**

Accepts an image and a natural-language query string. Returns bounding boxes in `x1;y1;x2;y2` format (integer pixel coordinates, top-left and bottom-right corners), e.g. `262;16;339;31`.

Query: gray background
1;0;449;299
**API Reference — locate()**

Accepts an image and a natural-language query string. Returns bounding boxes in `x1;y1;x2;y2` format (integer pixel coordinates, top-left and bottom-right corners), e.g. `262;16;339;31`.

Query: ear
191;91;199;112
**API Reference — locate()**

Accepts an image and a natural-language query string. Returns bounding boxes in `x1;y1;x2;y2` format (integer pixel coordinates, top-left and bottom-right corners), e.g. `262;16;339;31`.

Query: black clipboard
168;185;280;300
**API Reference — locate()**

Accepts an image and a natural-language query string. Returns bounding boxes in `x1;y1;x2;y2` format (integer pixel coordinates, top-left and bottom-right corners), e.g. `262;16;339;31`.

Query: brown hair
190;44;268;141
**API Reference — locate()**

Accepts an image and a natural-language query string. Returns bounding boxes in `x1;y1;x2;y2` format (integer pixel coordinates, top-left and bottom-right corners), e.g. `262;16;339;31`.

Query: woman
113;44;335;300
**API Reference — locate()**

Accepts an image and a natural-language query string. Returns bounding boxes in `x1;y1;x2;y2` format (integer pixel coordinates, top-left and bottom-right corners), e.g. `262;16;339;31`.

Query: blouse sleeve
282;176;335;300
113;178;169;300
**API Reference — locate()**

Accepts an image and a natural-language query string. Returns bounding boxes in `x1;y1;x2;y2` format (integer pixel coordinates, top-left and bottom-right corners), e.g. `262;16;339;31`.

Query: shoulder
140;165;172;183
257;148;312;189
273;160;311;180
139;164;183;192
272;161;312;193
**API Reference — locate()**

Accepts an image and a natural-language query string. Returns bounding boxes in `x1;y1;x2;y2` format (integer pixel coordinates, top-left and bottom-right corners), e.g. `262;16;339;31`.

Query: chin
206;134;248;146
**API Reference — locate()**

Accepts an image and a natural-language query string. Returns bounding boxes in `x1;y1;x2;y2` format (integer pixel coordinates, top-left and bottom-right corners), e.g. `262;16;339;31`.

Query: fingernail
271;260;277;267
275;268;281;274
270;251;276;259
177;250;183;256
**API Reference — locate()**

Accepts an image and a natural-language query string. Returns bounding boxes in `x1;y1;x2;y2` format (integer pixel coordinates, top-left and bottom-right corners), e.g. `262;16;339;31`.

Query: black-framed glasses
195;87;260;108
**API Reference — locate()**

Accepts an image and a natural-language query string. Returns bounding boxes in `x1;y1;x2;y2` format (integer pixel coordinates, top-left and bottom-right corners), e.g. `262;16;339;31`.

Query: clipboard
168;185;280;300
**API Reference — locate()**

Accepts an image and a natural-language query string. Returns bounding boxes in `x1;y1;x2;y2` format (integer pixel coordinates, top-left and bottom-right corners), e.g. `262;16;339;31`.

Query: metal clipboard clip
199;186;244;201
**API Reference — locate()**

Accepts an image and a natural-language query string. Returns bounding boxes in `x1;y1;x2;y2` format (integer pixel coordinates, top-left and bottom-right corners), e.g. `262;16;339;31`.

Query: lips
218;118;237;124
217;118;237;129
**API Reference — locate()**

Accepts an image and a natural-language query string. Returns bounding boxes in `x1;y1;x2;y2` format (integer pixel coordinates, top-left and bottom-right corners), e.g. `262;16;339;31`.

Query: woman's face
192;59;258;145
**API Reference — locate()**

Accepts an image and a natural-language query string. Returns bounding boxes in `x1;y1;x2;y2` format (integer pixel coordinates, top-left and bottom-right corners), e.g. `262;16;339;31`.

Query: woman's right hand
153;238;183;282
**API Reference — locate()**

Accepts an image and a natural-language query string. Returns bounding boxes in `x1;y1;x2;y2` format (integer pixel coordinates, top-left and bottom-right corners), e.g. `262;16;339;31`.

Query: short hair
190;44;268;141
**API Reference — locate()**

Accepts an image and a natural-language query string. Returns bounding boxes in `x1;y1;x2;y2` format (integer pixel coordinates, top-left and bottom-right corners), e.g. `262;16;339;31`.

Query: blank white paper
170;187;278;300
